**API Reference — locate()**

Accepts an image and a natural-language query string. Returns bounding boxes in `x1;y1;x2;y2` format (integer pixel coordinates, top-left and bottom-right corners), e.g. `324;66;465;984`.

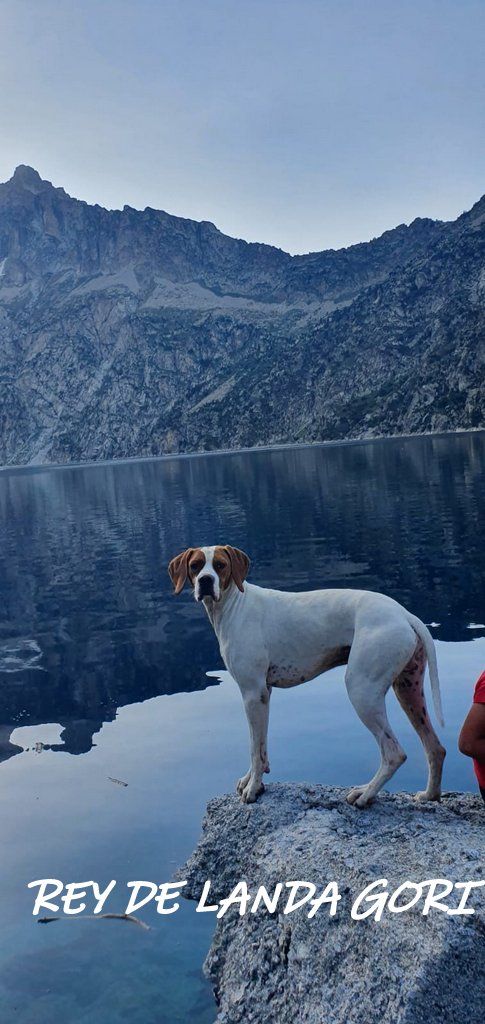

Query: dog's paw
346;786;374;809
236;770;251;795
354;792;375;809
346;786;366;805
240;777;265;804
413;789;441;803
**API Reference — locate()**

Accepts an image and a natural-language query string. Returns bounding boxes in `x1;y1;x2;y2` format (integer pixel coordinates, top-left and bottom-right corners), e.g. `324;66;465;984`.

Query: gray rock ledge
179;784;484;1024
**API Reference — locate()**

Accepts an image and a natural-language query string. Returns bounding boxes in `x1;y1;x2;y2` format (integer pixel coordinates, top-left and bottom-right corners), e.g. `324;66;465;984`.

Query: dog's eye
190;562;203;574
213;561;224;570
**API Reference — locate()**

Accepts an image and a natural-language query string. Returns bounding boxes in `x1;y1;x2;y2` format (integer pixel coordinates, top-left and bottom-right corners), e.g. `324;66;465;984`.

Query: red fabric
472;670;485;788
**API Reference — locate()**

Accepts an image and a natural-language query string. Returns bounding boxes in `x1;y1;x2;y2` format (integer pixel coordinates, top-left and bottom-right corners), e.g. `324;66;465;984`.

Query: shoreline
1;425;483;477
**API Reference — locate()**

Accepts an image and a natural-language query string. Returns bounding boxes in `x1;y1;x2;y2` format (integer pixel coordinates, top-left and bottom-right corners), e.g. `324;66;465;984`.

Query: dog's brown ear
168;549;195;595
224;546;250;593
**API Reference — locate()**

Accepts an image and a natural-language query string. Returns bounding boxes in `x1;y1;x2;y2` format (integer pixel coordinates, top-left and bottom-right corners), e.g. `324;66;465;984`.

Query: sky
0;0;484;254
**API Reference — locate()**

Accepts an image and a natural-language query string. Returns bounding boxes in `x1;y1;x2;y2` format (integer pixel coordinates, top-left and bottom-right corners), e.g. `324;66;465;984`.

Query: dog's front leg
236;679;271;804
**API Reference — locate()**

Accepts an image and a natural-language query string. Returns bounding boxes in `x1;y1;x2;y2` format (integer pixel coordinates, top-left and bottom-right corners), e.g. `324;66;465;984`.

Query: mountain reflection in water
0;432;483;766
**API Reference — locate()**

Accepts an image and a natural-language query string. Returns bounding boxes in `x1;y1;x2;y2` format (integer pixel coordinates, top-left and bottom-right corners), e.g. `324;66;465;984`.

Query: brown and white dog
168;545;446;808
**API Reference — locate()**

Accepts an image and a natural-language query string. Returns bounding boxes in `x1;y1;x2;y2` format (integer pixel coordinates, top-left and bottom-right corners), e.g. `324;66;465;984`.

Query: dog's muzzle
196;575;215;601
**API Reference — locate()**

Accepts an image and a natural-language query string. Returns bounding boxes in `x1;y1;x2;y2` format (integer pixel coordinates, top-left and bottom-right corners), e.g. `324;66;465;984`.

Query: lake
0;432;484;1023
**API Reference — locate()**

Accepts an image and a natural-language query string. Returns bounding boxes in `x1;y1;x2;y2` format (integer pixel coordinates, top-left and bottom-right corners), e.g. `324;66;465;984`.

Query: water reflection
0;433;483;766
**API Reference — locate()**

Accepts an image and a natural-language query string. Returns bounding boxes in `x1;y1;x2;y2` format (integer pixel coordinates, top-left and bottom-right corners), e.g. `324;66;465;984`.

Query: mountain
0;165;483;464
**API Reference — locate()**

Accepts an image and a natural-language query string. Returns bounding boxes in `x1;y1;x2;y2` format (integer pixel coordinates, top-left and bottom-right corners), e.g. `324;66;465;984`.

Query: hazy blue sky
1;0;484;253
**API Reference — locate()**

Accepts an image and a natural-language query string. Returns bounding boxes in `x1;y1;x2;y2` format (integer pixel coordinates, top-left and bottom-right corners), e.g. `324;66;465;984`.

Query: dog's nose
197;575;215;597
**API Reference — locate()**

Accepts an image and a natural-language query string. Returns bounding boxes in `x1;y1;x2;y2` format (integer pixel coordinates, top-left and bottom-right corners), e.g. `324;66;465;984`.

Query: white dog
168;545;445;808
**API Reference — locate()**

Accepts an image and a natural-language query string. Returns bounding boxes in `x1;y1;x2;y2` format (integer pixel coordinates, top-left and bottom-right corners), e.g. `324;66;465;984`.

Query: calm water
0;433;484;1022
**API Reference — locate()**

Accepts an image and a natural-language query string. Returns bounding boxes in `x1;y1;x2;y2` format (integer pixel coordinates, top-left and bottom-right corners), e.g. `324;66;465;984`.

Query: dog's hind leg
344;629;415;807
393;639;445;802
345;682;407;808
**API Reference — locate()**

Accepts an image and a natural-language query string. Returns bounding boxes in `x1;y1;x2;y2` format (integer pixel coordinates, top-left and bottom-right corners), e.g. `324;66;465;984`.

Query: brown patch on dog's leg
393;640;445;801
260;684;271;772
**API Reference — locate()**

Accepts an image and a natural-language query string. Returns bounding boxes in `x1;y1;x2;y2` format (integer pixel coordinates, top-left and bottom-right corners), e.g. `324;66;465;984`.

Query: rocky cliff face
0;166;483;464
179;784;484;1024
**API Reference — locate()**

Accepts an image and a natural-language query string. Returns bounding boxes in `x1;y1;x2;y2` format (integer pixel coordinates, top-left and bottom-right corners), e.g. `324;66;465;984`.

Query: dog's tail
406;613;445;728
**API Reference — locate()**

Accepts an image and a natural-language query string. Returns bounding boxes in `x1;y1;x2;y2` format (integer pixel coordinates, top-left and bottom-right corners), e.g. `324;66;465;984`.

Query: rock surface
0;166;484;464
180;784;484;1024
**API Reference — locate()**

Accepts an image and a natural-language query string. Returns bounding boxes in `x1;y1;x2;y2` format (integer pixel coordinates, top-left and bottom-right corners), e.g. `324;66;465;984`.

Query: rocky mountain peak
463;192;485;228
9;165;47;193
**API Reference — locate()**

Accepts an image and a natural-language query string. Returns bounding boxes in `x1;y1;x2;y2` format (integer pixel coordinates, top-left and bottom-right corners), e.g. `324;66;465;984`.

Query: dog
168;545;446;808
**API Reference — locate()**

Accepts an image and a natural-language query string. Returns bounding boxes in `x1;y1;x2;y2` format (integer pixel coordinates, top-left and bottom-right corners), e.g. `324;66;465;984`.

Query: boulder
179;784;484;1024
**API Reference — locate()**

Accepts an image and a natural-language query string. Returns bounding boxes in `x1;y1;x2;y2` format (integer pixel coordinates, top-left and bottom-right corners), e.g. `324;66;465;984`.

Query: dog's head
168;546;250;602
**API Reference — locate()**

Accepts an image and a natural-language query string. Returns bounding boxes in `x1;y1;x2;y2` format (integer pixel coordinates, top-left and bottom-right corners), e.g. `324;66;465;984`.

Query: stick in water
37;913;150;931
